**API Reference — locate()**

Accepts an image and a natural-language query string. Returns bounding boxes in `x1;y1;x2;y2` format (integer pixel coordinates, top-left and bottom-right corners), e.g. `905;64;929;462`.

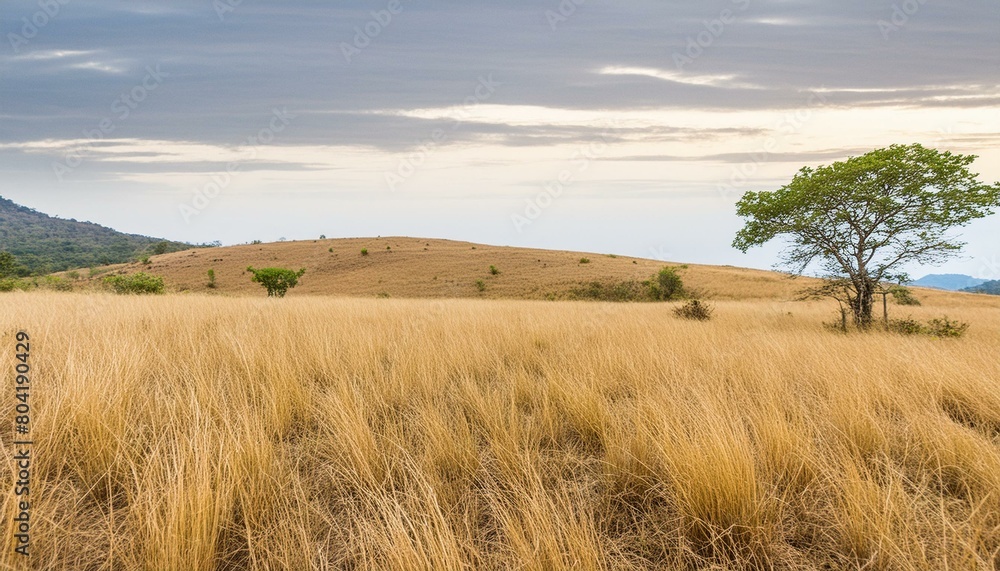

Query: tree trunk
850;279;876;329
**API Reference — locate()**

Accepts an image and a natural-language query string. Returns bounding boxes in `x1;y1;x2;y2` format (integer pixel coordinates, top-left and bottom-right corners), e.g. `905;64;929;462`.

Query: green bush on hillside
247;266;305;297
104;272;165;295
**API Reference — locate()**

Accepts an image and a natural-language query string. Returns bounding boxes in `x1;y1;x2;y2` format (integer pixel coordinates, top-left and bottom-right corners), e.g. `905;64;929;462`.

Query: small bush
251;240;263;245
104;273;165;295
889;286;920;306
319;234;326;239
926;317;969;338
66;270;80;281
376;292;391;298
475;279;486;292
328;247;333;253
139;256;151;265
361;248;369;256
40;275;73;291
674;299;713;321
649;266;685;300
0;278;31;292
571;280;647;302
206;269;217;289
888;317;924;335
579;258;590;264
888;316;969;338
489;265;500;276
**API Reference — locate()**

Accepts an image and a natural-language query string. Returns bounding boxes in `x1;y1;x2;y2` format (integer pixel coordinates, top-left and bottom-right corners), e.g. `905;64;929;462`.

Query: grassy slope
65;236;1000;306
1;292;999;569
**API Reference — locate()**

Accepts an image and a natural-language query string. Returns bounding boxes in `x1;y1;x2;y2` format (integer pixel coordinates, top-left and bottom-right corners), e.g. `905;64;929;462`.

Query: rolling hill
0;195;196;273
63;236;1000;307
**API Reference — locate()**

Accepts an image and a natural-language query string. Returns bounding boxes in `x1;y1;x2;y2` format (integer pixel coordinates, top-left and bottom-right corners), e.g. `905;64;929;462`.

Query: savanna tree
246;266;306;297
733;144;1000;328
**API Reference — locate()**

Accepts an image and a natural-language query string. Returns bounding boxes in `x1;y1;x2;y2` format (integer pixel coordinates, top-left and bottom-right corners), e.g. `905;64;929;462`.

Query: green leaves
0;251;29;279
732;144;1000;327
246;266;306;297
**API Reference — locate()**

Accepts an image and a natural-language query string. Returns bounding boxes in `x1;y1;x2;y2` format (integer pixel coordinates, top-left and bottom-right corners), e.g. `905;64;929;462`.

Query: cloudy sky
2;0;999;277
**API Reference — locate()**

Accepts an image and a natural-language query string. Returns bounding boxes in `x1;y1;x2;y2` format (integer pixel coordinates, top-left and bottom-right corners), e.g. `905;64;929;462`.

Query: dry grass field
2;287;999;570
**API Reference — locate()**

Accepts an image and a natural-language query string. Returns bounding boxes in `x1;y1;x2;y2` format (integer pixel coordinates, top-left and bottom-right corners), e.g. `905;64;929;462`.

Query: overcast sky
2;0;998;277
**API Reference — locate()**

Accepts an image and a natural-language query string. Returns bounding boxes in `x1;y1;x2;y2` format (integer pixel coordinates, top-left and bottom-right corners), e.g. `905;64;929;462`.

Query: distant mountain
0;195;196;274
963;280;1000;295
909;274;987;291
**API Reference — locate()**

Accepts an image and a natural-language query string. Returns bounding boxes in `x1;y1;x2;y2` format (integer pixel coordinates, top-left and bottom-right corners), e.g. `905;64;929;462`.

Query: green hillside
0;195;197;274
964;280;1000;295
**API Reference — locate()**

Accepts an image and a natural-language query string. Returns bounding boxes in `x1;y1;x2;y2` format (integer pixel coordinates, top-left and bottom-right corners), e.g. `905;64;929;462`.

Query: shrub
489;265;500;276
361;248;369;256
926;317;969;338
649;267;685;300
475;279;486;292
376;292;391;298
206;269;216;289
674;299;713;321
571;280;648;302
889;286;920;306
40;275;73;291
0;278;31;292
246;266;306;298
887;316;969;338
66;270;80;281
888;317;924;335
320;234;326;239
104;272;165;295
579;258;590;264
251;240;263;245
139;256;151;265
328;247;333;253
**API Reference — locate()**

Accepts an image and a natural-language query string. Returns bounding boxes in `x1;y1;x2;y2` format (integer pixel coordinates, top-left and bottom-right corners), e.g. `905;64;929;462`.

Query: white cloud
596;66;763;90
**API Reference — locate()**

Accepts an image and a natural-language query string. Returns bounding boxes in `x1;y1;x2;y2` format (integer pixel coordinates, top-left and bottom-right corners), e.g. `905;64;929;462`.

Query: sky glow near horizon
1;0;998;278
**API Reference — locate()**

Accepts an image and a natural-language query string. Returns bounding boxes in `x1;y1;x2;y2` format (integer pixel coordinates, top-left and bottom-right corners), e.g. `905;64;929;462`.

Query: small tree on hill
650;266;685;300
246;266;306;297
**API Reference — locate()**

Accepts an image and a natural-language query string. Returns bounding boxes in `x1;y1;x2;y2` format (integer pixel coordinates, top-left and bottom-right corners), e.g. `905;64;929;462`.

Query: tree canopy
733;144;1000;327
246;266;306;297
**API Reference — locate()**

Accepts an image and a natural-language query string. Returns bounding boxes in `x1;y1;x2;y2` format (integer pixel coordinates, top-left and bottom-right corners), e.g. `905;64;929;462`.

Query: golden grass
2;291;999;569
